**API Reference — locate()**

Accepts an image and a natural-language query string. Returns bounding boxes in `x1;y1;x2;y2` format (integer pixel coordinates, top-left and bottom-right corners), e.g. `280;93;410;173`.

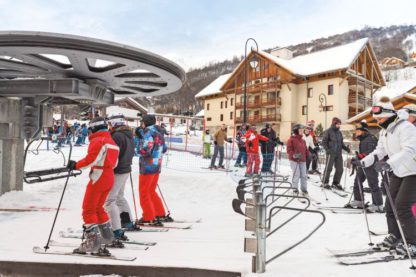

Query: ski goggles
371;106;396;115
405;108;416;115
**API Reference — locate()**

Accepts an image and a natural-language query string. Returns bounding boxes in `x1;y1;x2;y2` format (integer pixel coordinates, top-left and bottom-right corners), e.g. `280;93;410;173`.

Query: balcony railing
225;80;282;94
348;94;372;108
235;113;281;124
235;97;281;109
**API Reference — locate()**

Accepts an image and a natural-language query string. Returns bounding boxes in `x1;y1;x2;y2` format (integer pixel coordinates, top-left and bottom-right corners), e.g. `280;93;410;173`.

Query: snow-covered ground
0;144;415;276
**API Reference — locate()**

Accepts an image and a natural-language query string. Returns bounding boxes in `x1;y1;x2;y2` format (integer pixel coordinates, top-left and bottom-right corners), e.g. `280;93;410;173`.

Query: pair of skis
328;247;408;265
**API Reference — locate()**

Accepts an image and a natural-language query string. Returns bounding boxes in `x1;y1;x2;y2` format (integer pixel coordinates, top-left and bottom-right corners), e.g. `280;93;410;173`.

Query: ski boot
322;183;331;189
218;165;225;169
73;225;108;255
366;204;385;213
345;200;364;209
113;229;129;241
292;188;299;196
244;173;252;178
158;214;174;223
376;233;401;250
395;242;416;257
301;191;309;198
332;183;344;191
138;217;164;227
98;221;115;245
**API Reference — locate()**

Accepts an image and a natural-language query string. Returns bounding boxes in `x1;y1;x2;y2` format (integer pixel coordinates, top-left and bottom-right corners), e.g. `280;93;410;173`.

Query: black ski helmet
142;114;156;127
89;117;108;133
292;124;305;134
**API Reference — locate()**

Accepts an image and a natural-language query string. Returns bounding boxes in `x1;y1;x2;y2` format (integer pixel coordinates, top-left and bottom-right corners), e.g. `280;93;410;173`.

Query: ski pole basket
23;136;81;184
232;175;326;273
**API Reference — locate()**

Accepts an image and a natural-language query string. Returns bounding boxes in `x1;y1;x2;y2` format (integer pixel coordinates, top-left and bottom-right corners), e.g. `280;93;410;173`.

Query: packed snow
0;142;415;276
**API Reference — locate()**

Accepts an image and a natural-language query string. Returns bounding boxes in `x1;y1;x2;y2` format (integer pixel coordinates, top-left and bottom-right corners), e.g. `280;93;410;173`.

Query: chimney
271;47;293;60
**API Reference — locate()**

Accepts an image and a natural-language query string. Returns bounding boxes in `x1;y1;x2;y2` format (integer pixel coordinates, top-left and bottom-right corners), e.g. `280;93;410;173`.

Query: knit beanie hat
355;120;369;132
332;117;341;125
372;97;395;118
142;114;156;127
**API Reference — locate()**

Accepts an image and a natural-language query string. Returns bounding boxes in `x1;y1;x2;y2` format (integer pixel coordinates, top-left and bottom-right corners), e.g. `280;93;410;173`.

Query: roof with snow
195;109;204;117
106;105;141;119
258;38;369;76
194;73;232;99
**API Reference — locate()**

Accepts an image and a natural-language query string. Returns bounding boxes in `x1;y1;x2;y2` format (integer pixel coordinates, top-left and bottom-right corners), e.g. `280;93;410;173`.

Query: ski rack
232;176;326;273
23;137;81;184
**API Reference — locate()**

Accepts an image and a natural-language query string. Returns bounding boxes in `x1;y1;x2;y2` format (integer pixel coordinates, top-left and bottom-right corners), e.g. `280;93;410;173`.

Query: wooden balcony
235;97;281;109
230;80;281;95
348;94;371;108
235;113;281;124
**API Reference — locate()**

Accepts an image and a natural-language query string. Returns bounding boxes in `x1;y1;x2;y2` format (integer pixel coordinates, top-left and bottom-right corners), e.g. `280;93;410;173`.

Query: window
221;101;223;109
230;112;233;120
225;101;228;108
231;98;234;106
323;105;333;111
307;88;313;98
207;103;210;111
220;114;224;121
302;105;308;115
328;84;334;95
207;117;212;121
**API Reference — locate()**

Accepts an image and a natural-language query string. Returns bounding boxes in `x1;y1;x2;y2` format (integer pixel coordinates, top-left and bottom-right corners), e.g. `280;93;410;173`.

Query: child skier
287;124;309;196
202;129;212;159
67;117;120;256
244;125;268;177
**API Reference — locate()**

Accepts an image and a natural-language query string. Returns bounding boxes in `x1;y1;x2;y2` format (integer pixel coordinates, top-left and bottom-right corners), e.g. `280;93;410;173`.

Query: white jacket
361;113;416;177
303;134;315;150
203;133;212;144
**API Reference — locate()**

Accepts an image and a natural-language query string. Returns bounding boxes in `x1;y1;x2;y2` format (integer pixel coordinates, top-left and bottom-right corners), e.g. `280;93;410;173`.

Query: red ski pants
246;153;260;174
82;170;114;225
139;173;166;221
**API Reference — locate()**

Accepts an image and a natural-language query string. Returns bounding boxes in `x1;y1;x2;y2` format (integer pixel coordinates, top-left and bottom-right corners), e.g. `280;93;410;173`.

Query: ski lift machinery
0;31;185;194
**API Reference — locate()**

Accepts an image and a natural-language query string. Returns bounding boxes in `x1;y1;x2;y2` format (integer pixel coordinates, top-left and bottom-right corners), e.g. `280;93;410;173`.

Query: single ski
370;230;388;236
312;204;363;214
33;246;136;261
328;247;387;257
201;167;236;172
123;226;169;233
0;207;65;212
59;231;157;245
139;223;192;230
167;218;201;224
49;240;150;250
334;251;406;265
311;183;349;198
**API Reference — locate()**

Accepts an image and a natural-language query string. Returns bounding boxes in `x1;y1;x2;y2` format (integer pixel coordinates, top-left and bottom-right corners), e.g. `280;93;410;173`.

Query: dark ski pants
385;174;416;244
323;153;343;185
353;167;383;206
210;145;224;167
261;151;274;172
307;151;318;171
235;147;247;165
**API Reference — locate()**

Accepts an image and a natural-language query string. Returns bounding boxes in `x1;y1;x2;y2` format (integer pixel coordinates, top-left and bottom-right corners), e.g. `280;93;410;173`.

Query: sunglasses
371;106;396;115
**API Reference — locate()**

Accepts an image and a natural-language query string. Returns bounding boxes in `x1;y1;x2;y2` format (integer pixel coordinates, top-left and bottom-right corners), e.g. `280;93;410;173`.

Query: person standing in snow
356;97;416;256
260;123;283;174
287;124;309;196
321;117;351;190
235;123;249;167
209;124;228;169
348;121;383;213
67;117;120;256
202;129;212;159
244;125;268;177
303;127;320;174
104;115;135;243
137;114;171;226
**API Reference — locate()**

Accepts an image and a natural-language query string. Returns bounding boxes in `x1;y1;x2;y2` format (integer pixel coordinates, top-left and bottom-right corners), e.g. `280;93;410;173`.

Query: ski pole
356;166;374;246
129;172;139;224
43;169;72;251
381;171;416;270
343;152;349;191
320;153;331;201
157;184;171;216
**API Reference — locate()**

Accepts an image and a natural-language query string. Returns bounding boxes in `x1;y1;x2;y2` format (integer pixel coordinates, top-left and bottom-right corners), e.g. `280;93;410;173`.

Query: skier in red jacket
67;117;120;256
244;125;268;177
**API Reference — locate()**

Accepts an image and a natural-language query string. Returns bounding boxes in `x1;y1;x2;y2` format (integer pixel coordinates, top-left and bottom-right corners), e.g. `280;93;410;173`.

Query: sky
0;0;415;71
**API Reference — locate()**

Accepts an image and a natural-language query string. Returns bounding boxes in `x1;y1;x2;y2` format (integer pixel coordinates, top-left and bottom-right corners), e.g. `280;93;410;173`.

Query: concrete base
0;139;24;194
0;261;241;277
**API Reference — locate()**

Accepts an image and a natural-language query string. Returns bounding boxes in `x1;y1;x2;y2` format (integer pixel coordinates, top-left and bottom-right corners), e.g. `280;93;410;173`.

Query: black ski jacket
357;133;378;159
322;124;349;156
111;126;135;174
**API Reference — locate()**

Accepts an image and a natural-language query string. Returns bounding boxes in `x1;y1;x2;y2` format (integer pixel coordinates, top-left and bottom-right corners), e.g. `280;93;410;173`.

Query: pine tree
315;123;324;137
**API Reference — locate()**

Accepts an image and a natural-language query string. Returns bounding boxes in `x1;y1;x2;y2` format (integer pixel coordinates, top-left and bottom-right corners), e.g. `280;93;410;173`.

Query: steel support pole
253;177;266;273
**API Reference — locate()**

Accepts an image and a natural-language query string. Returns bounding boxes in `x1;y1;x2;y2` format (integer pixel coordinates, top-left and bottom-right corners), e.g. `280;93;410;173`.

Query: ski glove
374;160;391;173
214;141;218;145
351;157;363;167
293;153;302;160
67;160;77;171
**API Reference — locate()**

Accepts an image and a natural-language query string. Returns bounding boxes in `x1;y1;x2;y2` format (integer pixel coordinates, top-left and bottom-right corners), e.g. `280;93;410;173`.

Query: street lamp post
319;93;327;129
243;38;259;124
